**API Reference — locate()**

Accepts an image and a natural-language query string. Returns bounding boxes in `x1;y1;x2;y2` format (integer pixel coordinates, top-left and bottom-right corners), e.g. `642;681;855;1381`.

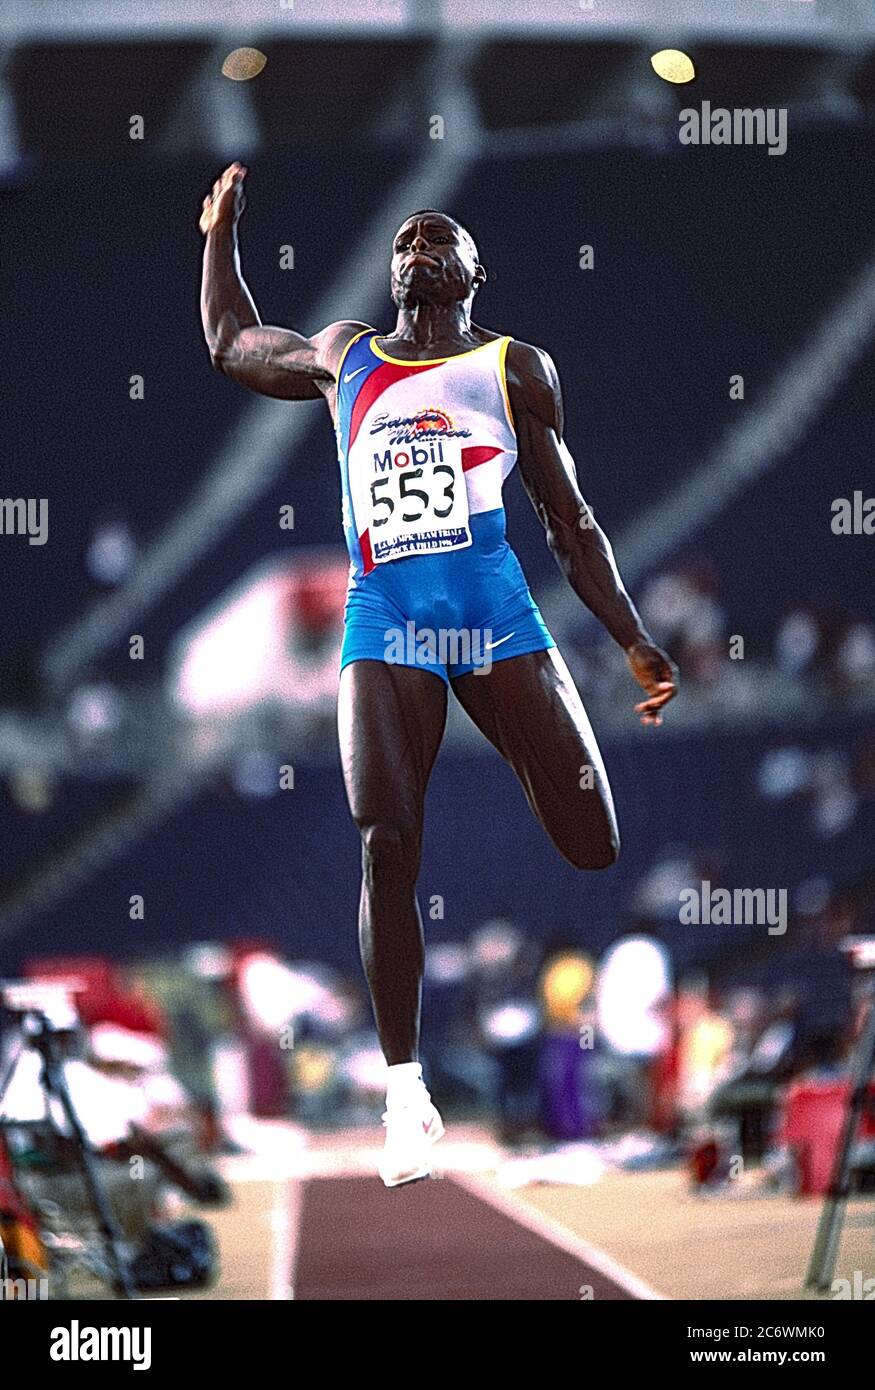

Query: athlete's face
390;214;485;308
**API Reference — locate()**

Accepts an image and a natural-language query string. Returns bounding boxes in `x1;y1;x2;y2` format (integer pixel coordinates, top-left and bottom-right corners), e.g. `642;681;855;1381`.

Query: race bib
366;436;472;564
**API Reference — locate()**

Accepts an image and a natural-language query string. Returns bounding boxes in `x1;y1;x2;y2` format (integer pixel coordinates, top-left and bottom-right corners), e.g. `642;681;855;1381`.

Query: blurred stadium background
1;0;874;1301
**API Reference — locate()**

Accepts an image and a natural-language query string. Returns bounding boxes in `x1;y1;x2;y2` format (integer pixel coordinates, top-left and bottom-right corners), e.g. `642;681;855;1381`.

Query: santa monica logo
678;880;787;935
370;410;472;445
678;102;787;156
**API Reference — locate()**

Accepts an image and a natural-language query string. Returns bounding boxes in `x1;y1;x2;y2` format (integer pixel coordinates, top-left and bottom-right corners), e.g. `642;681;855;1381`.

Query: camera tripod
0;985;137;1300
805;949;875;1291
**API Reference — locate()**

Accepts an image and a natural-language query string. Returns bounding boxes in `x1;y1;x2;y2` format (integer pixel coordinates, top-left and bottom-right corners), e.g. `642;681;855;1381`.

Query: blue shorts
340;509;554;684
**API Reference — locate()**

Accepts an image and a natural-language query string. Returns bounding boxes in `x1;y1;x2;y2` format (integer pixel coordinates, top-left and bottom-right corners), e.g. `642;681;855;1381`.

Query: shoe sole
380;1117;445;1188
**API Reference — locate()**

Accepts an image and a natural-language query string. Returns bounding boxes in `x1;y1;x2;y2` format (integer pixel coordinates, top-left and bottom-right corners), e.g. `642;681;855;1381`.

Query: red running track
294;1174;640;1301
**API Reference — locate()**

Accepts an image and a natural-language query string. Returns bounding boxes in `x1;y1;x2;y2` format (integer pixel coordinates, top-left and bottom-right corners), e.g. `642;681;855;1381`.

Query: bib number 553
370;465;456;526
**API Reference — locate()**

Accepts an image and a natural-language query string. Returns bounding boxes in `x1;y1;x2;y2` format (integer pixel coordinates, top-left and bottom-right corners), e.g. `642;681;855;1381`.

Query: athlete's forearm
544;505;649;651
200;222;260;363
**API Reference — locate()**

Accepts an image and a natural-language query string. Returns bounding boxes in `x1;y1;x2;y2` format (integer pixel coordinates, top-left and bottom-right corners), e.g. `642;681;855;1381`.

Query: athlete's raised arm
199;163;367;401
506;340;678;726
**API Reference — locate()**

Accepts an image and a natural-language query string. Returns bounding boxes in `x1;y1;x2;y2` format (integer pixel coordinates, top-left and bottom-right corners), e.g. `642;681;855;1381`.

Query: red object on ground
0;1133;38;1231
23;955;166;1036
780;1077;875;1195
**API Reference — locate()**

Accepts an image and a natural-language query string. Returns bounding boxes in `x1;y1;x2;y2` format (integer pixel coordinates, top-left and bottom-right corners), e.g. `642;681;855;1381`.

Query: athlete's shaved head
403;209;479;259
390;210;485;309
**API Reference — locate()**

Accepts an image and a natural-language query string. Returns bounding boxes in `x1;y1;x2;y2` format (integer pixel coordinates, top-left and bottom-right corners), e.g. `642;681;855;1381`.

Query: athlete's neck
388;301;479;352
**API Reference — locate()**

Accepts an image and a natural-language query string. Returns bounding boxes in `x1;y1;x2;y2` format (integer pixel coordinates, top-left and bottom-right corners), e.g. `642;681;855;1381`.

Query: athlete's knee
358;820;421;885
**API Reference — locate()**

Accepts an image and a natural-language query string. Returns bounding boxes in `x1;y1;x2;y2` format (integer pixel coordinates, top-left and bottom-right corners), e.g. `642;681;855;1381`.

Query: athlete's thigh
337;659;448;828
449;646;618;864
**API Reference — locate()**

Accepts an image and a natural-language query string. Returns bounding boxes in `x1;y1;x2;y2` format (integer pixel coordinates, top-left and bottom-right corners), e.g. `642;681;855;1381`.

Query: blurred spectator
469;921;541;1142
710;988;803;1160
639;563;727;685
537;950;598;1140
675;977;734;1125
758;741;864;836
774;605;822;678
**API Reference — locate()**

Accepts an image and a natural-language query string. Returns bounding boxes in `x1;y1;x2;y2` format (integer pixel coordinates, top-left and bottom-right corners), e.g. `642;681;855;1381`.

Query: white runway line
266;1177;297;1301
450;1170;669;1301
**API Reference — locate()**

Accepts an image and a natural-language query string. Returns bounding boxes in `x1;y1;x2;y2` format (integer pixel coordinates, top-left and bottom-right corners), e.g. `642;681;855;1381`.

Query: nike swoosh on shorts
484;632;516;651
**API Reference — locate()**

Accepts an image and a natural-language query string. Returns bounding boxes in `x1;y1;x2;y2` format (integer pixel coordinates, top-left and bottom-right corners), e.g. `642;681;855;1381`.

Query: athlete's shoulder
313;321;374;377
505;339;559;387
504;340;562;430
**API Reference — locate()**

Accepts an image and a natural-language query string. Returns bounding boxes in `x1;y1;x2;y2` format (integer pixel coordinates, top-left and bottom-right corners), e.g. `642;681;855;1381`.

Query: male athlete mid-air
200;163;677;1186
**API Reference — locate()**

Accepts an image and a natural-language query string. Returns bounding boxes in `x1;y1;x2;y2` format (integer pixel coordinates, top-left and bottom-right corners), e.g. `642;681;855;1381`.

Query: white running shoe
378;1094;445;1188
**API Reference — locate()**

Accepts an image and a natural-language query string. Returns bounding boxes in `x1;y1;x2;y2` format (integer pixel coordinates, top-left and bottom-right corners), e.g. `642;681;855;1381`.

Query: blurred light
541;952;595;1026
292;1046;335;1093
66;683;124;736
757;746;810;798
775;610;819;674
89;1024;166;1069
480;1001;540;1044
174;582;280;714
836;622;875;681
238;952;323;1033
794;875;832;916
0;1053;148;1143
424;942;470;984
170;556;346;716
85;520;136;586
340;1044;389;1093
841;937;875;971
8;766;55;813
812;785;857;838
634;851;698;918
597;936;671;1056
469;920;522;974
183;943;234;980
230;748;279;798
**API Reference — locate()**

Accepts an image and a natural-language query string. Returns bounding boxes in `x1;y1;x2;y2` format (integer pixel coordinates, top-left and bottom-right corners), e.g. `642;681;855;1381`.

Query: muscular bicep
215;326;322;398
214;320;369;401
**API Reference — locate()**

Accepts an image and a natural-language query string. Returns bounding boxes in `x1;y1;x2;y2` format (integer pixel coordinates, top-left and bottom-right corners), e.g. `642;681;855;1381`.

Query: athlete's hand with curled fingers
199;162;247;236
625;639;678;727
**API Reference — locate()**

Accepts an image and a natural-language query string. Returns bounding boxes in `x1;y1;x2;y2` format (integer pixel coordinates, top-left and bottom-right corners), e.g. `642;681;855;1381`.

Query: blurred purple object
538;1032;599;1140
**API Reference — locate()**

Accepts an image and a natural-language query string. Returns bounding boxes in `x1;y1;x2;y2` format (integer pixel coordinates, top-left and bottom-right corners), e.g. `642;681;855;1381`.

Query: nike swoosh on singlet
484;632;516;651
343;366;368;383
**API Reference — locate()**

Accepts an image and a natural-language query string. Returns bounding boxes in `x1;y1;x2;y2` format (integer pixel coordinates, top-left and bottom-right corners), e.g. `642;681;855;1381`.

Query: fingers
634;680;677;727
222;162;247;186
200;164;247;231
208;163;246;202
634;681;676;711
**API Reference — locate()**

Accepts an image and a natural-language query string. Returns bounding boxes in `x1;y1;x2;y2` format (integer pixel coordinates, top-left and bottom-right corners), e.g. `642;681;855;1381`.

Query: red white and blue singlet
335;329;554;682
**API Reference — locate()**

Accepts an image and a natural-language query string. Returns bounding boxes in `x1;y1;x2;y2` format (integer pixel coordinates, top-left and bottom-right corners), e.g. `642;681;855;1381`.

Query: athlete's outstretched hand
199;162;247;235
625;639;678;727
